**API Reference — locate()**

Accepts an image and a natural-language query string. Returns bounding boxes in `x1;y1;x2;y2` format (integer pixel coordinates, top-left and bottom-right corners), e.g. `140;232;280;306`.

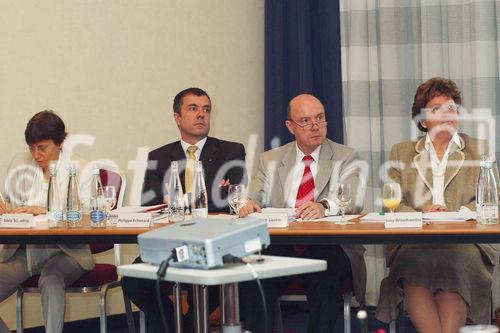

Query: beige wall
0;0;264;329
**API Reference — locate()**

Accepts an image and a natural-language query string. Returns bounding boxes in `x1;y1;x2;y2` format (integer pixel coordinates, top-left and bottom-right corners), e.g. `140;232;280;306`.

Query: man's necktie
184;145;198;193
294;155;314;254
295;155;315;207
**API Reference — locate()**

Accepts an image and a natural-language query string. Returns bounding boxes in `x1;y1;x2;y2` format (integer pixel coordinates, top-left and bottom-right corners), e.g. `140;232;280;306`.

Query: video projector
138;217;270;269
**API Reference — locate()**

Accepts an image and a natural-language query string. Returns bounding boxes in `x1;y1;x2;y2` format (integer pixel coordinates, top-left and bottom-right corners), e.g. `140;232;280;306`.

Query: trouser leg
303;245;351;333
0;249;30;333
121;256;176;333
38;254;86;333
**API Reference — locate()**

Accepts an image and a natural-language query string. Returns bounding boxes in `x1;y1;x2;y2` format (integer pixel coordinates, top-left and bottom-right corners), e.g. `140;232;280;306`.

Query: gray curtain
340;0;500;306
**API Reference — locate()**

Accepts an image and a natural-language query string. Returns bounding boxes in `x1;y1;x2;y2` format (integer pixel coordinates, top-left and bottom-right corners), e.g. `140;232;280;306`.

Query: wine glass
382;182;402;213
228;184;247;215
333;183;351;224
103;186;117;222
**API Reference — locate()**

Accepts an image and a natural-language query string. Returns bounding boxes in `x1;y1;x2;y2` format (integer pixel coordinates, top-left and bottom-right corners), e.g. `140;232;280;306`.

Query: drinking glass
103;186;117;221
382;182;402;213
228;184;247;215
333;183;351;224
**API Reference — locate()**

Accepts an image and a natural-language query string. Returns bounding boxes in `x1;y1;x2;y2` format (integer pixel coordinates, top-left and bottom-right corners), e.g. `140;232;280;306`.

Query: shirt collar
180;137;207;156
424;131;462;152
295;143;321;164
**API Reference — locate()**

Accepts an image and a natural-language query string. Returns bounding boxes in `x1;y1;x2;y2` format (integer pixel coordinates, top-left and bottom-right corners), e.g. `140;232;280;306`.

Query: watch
319;199;330;216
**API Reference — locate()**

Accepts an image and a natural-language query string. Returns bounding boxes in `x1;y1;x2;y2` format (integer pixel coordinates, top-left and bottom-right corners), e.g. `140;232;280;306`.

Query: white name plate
385;212;423;229
116;213;152;228
0;214;33;229
249;212;288;228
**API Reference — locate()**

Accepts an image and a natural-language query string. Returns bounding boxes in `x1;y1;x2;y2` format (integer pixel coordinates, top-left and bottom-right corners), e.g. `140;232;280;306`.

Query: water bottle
476;155;498;225
167;161;185;222
191;161;208;218
89;168;106;228
47;161;64;228
66;161;82;228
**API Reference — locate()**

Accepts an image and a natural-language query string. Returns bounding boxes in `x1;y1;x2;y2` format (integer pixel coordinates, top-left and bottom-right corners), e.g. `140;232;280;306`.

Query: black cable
156;252;175;333
224;255;270;333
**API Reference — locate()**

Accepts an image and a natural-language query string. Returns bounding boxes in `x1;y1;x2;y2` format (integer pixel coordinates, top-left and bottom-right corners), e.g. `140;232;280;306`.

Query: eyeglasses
425;101;459;114
28;144;50;154
289;119;328;130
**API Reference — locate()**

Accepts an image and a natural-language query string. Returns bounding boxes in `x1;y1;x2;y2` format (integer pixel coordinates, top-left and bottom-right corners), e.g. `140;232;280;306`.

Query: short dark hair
173;88;211;114
412;77;462;132
25;110;67;145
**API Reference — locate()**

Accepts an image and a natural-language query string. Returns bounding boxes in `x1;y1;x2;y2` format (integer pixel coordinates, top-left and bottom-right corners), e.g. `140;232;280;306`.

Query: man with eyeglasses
239;94;366;332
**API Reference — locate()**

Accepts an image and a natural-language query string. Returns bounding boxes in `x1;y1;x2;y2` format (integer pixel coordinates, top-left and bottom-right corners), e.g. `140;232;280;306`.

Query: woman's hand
423;204;448;213
0;202;11;214
11;205;47;215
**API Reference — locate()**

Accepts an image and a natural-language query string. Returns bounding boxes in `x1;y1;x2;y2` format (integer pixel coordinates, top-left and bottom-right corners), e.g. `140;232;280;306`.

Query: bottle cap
480;155;494;168
69;161;78;175
49;161;58;175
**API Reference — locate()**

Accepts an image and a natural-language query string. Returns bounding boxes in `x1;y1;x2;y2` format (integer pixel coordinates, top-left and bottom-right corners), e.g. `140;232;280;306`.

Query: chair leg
275;299;284;333
389;320;396;333
123;293;136;333
139;311;146;333
16;289;24;333
343;292;352;333
99;285;110;333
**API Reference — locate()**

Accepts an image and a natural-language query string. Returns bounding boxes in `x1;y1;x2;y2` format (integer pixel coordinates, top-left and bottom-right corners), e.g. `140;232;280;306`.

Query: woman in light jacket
0;110;93;333
376;78;499;333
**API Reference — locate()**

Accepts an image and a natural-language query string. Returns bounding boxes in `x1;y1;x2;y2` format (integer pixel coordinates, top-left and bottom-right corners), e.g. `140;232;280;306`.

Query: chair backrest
89;168;127;256
99;168;126;209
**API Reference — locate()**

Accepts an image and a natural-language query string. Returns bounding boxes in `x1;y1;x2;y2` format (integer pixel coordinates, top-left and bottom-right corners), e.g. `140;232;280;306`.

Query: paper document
360;212;386;223
261;207;297;221
318;215;360;222
262;207;296;215
422;211;476;221
112;204;168;214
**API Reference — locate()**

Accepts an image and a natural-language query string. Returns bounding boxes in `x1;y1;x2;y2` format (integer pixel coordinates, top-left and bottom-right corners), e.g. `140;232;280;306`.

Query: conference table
1;214;500;245
2;214;500;332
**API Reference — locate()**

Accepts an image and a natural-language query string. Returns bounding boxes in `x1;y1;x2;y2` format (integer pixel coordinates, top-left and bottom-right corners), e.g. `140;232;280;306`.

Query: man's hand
296;202;325;220
239;199;261;218
423;204;448;213
11;205;47;215
219;179;231;187
0;202;11;214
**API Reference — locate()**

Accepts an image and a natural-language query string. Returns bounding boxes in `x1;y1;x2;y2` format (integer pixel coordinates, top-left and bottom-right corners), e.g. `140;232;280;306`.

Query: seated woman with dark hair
0;110;93;333
376;78;499;333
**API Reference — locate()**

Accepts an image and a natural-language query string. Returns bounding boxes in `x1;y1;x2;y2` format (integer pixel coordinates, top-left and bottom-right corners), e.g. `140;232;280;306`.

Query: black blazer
141;137;246;212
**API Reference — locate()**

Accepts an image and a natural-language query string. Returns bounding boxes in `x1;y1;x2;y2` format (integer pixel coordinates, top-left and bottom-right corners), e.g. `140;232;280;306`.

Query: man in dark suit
121;87;246;333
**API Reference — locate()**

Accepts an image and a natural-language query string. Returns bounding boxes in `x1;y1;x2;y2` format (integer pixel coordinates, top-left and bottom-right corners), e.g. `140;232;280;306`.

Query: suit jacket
248;139;367;303
0;149;94;271
386;133;499;266
141;136;246;213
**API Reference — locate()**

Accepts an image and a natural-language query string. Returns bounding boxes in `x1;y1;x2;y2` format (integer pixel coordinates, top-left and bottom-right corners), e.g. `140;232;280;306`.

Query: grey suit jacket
249;139;367;303
386;133;499;266
0;150;94;271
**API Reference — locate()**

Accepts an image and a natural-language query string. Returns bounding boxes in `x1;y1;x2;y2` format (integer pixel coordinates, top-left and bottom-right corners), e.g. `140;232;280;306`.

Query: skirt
376;244;494;324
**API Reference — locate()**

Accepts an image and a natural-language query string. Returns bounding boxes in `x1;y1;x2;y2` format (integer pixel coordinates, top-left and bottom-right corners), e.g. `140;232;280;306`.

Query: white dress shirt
286;144;321;208
180;137;207;160
425;132;463;206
